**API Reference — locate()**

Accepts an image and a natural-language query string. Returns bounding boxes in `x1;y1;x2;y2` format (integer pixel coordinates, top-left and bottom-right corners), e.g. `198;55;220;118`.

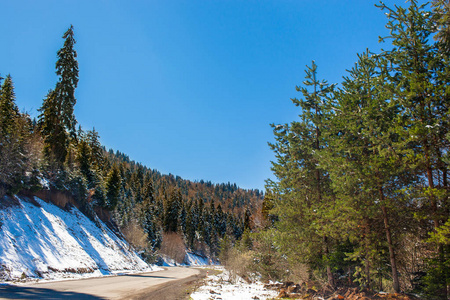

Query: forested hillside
0;25;262;263
219;1;449;299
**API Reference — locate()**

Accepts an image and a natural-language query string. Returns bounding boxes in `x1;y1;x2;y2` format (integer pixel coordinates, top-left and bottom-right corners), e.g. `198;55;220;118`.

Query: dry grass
225;249;254;283
287;262;311;284
51;190;77;208
33;190;78;210
121;219;148;250
160;232;186;264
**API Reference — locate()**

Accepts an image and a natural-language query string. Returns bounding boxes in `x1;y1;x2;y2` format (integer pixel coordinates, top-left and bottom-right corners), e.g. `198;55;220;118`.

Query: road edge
125;268;208;300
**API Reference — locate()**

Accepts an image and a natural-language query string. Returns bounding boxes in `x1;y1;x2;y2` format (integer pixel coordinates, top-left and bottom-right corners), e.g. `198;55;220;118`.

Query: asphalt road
0;267;204;300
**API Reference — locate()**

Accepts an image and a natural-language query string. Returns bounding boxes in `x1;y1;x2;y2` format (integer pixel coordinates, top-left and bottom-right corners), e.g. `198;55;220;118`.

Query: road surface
0;267;206;300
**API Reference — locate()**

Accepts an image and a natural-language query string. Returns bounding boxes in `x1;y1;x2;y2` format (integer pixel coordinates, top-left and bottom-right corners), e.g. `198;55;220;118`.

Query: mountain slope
0;195;156;281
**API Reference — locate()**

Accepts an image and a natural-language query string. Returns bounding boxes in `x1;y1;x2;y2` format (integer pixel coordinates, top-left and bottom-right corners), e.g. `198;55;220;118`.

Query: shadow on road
0;285;105;300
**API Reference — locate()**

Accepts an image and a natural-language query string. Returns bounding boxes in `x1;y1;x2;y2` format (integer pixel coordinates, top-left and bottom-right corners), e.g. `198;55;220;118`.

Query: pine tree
179;202;187;234
55;25;79;137
163;189;181;232
86;128;104;171
38;89;68;168
321;51;405;292
432;0;450;53
0;75;19;136
376;1;450;296
215;203;227;237
268;61;336;287
142;173;155;203
106;164;121;210
186;200;198;249
76;134;95;187
378;0;449;235
38;25;79;167
143;201;162;250
0;75;28;194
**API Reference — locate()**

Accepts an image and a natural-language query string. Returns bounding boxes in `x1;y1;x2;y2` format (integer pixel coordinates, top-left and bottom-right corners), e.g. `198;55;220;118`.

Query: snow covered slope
160;252;214;267
0;196;157;281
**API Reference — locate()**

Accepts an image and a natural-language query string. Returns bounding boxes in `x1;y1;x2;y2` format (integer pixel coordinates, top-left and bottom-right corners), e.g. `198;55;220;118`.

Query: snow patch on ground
0;196;160;282
160;252;216;267
184;252;211;266
190;266;278;300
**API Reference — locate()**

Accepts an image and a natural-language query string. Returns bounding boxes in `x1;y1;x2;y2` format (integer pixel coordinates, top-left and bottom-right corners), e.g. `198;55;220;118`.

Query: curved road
0;267;205;300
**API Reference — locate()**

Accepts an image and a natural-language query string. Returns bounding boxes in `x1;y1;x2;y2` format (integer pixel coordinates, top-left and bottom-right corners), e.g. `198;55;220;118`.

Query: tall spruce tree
55;25;79;137
38;25;79;168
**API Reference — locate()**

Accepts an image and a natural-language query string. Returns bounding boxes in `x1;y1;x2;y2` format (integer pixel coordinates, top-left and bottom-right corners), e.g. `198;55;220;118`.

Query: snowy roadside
160;251;217;267
0;196;160;283
190;266;278;300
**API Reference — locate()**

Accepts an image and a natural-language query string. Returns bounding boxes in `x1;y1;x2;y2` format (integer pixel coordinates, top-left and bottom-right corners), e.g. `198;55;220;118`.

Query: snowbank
160;252;215;267
184;252;211;266
0;196;158;281
190;266;278;300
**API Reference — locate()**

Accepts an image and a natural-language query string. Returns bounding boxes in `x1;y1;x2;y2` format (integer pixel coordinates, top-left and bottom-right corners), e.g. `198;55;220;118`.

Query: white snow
0;196;160;282
190;266;278;300
184;252;211;266
160;252;215;267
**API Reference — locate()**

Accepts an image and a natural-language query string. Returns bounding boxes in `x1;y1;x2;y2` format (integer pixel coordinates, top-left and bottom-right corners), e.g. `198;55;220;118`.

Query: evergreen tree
432;0;450;53
179;202;187;234
377;1;449;295
38;89;68;168
143;201;162;250
38;25;79;167
142;173;155;203
76;135;95;187
55;25;79;137
321;51;405;291
106;164;121;210
186;200;198;249
0;75;19;136
163;189;181;232
0;75;28;194
268;61;336;287
215;203;227;237
86;128;104;171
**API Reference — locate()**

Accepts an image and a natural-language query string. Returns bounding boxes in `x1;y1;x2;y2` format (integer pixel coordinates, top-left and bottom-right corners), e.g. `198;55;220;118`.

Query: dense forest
0;26;263;262
218;1;449;299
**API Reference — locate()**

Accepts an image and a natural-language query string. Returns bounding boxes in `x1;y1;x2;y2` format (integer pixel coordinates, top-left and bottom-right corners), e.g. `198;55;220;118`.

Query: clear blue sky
0;0;426;190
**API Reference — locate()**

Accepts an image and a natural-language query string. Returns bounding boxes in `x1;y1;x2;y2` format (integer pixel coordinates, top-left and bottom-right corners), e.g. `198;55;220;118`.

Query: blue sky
0;0;425;190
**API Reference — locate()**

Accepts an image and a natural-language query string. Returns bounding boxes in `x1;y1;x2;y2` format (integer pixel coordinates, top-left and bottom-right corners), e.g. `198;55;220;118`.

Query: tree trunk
365;221;371;289
425;145;448;299
323;235;334;288
379;188;400;292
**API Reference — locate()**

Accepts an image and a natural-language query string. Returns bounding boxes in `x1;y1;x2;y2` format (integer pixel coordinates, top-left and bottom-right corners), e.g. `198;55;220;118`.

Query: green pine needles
266;1;449;297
